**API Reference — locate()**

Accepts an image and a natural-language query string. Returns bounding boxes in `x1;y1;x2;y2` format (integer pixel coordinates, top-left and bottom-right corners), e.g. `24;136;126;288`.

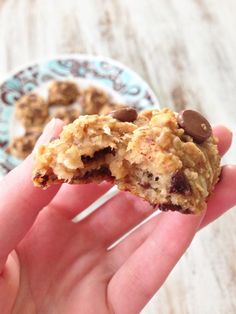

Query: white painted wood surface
0;0;235;313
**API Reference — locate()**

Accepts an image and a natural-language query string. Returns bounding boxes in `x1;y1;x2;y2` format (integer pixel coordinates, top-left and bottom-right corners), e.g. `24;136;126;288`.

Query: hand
0;119;235;314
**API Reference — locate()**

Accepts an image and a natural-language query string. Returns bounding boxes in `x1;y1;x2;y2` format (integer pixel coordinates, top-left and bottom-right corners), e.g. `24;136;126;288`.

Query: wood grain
0;1;236;313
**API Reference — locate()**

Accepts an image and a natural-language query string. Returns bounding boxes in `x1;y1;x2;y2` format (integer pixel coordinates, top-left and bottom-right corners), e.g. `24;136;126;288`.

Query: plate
0;54;160;177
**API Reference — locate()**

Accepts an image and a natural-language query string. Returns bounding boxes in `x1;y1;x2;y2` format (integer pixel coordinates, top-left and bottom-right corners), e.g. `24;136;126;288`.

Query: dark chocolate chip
159;203;192;214
83;166;112;179
41;174;49;184
109;107;137;122
81;147;115;164
73;166;114;182
177;109;212;144
34;173;49;188
145;171;153;179
169;170;191;194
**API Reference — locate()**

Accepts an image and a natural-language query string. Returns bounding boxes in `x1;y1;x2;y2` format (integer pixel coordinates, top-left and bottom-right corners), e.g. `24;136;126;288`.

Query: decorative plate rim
0;53;159;106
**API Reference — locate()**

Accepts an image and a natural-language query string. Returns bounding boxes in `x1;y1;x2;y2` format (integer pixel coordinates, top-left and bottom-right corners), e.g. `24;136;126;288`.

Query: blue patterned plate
0;54;159;177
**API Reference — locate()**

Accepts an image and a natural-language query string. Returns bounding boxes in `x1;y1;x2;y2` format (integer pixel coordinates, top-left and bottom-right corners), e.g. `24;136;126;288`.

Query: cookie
7;128;41;159
48;80;79;106
15;93;48;127
33;108;221;214
52;107;81;124
80;86;110;114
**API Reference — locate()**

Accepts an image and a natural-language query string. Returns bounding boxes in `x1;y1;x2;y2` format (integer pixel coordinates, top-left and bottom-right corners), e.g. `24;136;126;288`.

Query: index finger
0;119;63;272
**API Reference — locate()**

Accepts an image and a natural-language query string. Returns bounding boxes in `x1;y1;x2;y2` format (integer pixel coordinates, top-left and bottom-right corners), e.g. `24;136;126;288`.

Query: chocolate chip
147;172;153;179
41;174;49;186
110;107;137;122
143;171;153;179
159;203;192;214
170;170;191;194
177;109;212;144
34;173;49;188
81;147;115;164
83;166;112;179
73;166;114;182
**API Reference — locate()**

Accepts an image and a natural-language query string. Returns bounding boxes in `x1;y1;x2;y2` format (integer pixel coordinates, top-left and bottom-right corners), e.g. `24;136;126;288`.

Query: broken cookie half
33;108;221;214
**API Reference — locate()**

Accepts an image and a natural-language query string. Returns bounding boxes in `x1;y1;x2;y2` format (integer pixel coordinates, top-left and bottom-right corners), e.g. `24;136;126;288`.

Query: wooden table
0;1;235;313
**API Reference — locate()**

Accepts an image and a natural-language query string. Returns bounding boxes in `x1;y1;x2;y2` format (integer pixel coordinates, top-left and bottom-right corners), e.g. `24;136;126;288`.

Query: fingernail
33;119;57;153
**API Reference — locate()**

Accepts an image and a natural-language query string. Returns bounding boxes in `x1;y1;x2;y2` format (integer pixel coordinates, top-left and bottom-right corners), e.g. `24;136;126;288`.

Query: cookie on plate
48;80;80;106
80;86;111;115
15;93;48;128
7;128;42;159
33;108;221;214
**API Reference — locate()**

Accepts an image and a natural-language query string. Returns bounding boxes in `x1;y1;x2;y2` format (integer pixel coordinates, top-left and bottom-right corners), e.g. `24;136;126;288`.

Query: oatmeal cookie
33;108;221;214
7;128;41;159
48;81;79;106
15;93;48;127
80;86;111;114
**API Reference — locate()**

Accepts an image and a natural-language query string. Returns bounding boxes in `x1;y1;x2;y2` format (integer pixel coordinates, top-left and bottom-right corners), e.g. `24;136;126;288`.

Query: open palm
0;120;235;314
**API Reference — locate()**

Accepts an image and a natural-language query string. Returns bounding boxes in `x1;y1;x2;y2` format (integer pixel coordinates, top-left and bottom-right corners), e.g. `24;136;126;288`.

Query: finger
200;165;236;228
0;119;63;271
51;182;113;219
81;125;232;247
108;212;161;268
83;192;154;246
34;118;63;149
108;211;204;314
